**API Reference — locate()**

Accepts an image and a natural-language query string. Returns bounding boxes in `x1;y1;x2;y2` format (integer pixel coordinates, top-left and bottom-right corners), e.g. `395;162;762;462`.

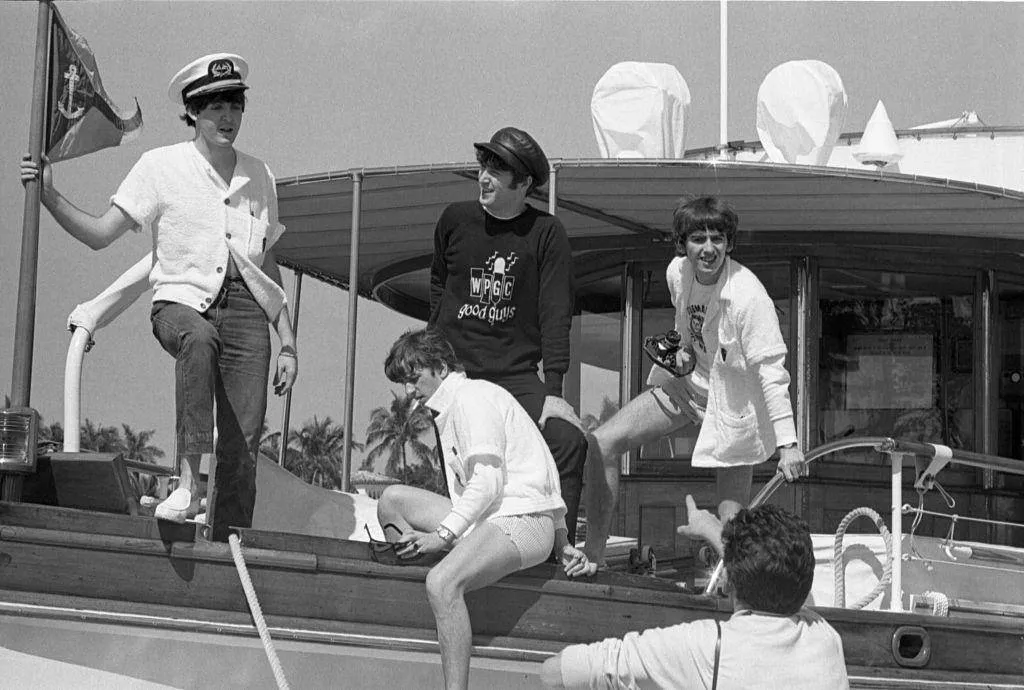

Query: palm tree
582;396;620;433
79;418;126;454
286;416;362;489
259;427;302;466
121;424;165;464
39;420;64;445
364;392;436;482
118;424;164;498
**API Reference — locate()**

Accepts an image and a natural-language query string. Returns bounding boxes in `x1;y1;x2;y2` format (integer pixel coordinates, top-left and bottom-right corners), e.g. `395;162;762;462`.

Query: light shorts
487;511;556;570
654;375;706;428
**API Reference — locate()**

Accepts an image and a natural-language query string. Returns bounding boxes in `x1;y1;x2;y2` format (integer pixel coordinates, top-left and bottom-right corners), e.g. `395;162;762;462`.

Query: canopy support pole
3;0;51;501
718;0;728;156
341;172;363;493
277;271;303;466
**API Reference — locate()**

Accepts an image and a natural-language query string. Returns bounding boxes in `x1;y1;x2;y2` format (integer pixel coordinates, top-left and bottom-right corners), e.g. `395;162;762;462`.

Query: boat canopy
274;159;1024;320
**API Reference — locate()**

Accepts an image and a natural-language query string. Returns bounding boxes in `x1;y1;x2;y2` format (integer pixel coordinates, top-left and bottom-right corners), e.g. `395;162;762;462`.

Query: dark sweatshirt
429;201;574;396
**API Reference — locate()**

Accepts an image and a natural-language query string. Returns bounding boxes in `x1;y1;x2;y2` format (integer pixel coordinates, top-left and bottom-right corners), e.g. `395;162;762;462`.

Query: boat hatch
891;625;931;668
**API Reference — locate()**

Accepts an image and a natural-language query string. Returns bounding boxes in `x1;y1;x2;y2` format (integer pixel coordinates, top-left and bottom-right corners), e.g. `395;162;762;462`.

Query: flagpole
719;0;728;157
3;0;52;502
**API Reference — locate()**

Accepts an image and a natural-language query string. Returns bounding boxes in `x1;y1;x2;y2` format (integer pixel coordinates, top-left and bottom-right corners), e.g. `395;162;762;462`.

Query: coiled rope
228;533;290;689
917;590;950;616
833;507;894;610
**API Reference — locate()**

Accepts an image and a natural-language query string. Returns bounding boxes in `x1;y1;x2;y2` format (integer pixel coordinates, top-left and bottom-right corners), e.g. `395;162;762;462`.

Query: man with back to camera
20;53;297;534
541;497;850;689
428;127;588;545
583;195;806;566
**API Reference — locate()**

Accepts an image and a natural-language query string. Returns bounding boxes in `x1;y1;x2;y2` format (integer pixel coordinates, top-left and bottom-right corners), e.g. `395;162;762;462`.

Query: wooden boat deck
2;499;1023;688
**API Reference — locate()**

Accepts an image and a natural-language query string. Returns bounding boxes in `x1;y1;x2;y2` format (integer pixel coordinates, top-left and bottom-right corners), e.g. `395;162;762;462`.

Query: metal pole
341;172;363;493
3;0;51;502
277;271;303;466
719;0;728;153
890;452;904;611
547;161;557;216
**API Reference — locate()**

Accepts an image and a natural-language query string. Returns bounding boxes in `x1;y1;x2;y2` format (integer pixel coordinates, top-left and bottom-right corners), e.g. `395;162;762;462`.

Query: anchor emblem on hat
57;63;86;120
209;59;234;78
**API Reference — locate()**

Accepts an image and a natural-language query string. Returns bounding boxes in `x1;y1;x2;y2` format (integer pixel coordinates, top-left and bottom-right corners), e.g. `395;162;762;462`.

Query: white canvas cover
757;60;847;165
591;62;690;159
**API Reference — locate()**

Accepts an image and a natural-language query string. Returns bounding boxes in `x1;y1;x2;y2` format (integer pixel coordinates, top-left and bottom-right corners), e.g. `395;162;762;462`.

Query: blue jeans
150;279;271;536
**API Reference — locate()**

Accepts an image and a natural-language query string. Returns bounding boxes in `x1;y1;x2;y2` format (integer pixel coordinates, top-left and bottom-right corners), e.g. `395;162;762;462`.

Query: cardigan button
226;233;232;239
223;199;230;205
216;266;224;273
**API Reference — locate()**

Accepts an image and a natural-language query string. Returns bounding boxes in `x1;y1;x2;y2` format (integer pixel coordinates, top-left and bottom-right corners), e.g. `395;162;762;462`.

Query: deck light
0;406;39;473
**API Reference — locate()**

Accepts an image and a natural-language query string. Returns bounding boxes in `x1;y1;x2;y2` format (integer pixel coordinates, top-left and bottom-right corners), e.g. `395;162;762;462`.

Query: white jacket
656;256;797;467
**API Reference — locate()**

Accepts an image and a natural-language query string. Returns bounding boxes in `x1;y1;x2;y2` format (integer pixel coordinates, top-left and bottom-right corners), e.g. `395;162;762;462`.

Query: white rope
228;533;290;690
833;506;894;610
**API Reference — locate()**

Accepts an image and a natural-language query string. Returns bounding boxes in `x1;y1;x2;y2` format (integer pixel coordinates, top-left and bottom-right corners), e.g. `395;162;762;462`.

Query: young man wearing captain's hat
21;53;297;536
427;127;589;549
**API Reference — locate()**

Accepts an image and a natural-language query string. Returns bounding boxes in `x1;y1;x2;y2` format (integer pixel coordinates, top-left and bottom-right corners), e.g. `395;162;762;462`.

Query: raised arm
21;155;134;250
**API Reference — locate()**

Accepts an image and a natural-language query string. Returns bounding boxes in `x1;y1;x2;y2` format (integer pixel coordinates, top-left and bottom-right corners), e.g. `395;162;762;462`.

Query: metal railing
704;437;1024;607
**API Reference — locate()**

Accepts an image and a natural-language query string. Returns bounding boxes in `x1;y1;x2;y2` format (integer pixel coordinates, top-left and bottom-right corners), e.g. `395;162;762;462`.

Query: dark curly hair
671;195;738;257
384;328;464;384
180;89;247;128
475;148;533;192
722;504;815;615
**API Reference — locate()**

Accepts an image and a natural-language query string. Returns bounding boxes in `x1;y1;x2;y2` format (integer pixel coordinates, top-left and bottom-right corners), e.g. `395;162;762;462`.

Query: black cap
473;127;550;189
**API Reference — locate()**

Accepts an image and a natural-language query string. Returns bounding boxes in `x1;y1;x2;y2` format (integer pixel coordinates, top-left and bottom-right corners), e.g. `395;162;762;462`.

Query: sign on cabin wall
845;333;933;410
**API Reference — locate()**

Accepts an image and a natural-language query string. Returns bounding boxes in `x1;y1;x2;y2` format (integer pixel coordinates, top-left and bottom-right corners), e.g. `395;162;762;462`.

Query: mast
2;0;51;501
719;0;728;155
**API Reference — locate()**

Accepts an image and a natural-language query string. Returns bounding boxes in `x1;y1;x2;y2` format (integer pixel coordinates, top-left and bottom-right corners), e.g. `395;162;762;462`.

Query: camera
643;330;693;377
650;330;681;361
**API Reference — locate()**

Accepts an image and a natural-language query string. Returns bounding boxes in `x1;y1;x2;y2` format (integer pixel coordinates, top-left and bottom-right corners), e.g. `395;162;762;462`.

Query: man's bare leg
376;485;452;538
583;387;690;565
426;523;521;690
716;465;754;524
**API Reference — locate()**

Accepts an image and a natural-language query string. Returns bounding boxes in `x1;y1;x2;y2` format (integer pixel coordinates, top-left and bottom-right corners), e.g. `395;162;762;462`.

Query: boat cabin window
999;276;1024;462
817;267;976;465
576;273;624;435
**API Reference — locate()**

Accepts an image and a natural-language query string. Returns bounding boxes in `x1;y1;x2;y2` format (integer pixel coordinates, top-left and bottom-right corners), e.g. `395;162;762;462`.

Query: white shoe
154;488;197;523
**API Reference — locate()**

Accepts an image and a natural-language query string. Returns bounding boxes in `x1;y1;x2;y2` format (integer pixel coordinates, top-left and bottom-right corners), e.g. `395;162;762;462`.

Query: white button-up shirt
426;371;567;538
111;141;287;320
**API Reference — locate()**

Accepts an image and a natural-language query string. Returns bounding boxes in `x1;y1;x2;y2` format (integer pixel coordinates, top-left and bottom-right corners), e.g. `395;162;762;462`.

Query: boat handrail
705;436;1024;606
749;436;1024;512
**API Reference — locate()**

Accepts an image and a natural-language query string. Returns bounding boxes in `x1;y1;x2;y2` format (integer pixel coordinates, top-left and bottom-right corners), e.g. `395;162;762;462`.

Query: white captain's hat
168;53;249;106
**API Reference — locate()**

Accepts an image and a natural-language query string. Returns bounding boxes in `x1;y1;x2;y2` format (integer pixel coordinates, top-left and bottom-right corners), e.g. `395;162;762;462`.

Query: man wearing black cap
20;53;296;537
428;127;587;546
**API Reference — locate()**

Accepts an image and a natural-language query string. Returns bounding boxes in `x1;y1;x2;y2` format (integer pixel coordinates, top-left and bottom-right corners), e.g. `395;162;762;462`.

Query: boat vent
891;625;931;667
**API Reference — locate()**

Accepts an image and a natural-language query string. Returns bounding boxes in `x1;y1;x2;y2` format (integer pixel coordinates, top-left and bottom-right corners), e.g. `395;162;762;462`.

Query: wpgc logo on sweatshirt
458;251;519;325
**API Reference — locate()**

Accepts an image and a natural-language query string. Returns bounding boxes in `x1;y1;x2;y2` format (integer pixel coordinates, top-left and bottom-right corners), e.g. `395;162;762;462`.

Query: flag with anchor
45;5;143;163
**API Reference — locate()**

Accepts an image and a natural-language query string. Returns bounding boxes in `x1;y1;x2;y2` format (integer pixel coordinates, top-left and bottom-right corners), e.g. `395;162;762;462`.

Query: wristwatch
780;442;798;449
435;525;456;545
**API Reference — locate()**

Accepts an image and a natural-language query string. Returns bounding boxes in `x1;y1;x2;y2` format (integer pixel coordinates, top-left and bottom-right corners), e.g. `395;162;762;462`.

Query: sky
1;1;1022;469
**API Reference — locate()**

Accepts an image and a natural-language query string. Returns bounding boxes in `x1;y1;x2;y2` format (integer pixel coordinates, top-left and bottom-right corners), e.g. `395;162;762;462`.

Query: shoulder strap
712;618;722;690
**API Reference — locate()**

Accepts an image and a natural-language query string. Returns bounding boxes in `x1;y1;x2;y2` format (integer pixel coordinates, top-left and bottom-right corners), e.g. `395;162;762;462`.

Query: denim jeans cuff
178;433;214;455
